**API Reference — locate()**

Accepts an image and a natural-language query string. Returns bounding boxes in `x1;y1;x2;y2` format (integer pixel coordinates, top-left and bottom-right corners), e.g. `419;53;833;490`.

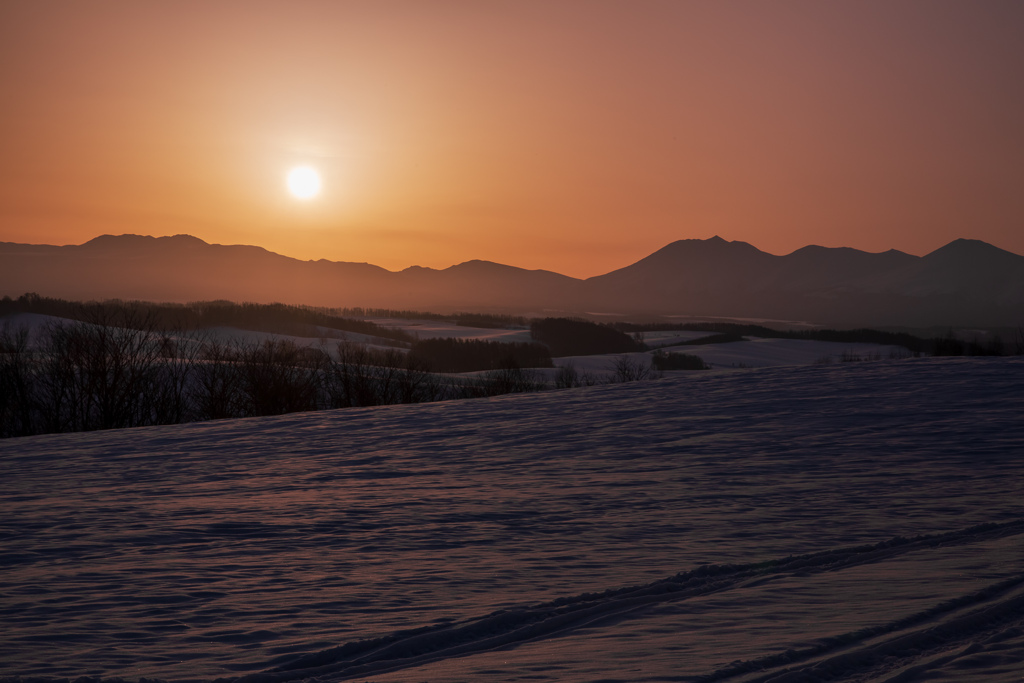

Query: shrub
608;355;660;382
651;350;709;371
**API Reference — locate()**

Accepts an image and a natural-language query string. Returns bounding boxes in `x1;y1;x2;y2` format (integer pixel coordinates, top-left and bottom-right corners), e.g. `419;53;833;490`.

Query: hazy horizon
6;230;1023;277
3;2;1024;278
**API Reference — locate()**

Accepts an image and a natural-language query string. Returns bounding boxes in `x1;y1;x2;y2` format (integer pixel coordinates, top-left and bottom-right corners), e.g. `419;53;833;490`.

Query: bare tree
192;338;245;421
236;338;321;416
0;324;35;437
609;354;661;383
554;362;580;389
482;358;544;395
30;304;167;432
150;328;207;425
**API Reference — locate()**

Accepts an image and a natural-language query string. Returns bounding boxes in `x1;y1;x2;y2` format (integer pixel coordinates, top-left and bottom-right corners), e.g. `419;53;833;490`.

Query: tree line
1;293;415;346
336;307;528;329
613;320;1022;356
530;317;643;356
409;338;553;373
0;306;553;439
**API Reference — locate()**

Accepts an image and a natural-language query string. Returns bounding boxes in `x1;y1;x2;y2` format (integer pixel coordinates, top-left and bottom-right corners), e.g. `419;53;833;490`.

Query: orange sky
2;1;1023;278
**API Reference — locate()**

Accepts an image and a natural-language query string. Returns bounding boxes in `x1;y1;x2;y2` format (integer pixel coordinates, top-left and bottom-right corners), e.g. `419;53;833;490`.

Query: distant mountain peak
3;232;1021;326
925;237;1022;262
450;259;536;272
929;237;1006;254
161;234;209;246
82;233;209;248
669;235;732;246
655;235;764;256
444;259;578;281
949;238;991;246
83;233;153;246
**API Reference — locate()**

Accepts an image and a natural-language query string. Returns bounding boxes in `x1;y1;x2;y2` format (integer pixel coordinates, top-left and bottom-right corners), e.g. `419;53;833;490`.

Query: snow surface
364;318;917;376
0;314;404;359
0;312;83;346
367;317;535;344
2;358;1024;682
658;336;911;369
197;326;404;359
2;313;918;374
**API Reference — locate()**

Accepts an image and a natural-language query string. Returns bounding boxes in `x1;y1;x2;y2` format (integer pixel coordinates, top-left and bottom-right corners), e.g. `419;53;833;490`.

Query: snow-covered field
368;318;535;345
6;312;919;376
3;358;1024;682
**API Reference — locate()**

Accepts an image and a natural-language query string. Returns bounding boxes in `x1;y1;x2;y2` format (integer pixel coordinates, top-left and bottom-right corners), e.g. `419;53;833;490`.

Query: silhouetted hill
911;239;1024;294
0;234;395;306
776;245;917;290
2;233;1022;327
0;234;577;313
583;236;1024;326
397;260;580;311
585;237;776;315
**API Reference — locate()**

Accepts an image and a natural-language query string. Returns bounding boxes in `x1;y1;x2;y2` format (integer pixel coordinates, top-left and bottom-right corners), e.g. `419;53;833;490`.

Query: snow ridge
232;521;1024;683
722;581;1024;682
4;358;1024;682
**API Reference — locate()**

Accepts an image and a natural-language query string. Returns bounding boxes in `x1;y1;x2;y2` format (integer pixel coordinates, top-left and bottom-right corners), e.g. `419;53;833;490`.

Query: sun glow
286;166;321;200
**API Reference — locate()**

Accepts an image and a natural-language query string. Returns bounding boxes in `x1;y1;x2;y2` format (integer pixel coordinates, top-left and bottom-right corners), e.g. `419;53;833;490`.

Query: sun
286;166;321;200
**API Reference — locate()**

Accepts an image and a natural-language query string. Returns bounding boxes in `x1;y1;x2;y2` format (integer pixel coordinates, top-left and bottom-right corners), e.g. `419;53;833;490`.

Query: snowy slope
2;358;1023;682
368;317;534;344
659;336;911;368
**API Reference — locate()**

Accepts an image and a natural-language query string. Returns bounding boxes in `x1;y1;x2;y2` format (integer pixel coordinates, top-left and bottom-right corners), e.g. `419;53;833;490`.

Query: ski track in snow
2;357;1023;682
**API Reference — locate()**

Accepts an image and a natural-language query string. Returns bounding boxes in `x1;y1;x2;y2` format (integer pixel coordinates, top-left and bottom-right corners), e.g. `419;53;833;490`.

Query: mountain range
2;234;1023;328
